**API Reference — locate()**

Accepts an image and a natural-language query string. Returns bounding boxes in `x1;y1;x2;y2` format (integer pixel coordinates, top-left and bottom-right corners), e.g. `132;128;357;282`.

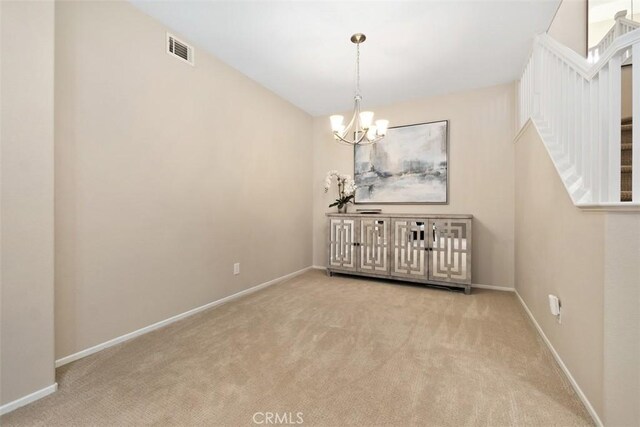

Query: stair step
565;173;580;188
621;118;632;200
568;178;584;195
572;186;589;203
622;169;632;192
548;142;563;152
559;164;575;179
622;141;632;165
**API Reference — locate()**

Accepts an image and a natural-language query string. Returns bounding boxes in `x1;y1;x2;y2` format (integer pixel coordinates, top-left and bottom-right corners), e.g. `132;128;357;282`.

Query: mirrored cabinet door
391;219;427;279
428;219;472;284
359;218;389;274
328;218;357;271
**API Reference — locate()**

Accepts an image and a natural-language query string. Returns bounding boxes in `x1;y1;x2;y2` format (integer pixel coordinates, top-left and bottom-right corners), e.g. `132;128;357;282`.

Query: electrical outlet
548;294;561;323
233;263;240;275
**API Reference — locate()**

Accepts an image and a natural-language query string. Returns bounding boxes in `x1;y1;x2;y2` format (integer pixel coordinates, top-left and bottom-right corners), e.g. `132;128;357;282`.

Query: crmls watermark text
252;412;304;425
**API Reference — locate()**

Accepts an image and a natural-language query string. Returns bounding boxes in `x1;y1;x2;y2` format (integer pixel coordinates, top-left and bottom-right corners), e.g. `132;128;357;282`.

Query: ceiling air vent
166;33;194;66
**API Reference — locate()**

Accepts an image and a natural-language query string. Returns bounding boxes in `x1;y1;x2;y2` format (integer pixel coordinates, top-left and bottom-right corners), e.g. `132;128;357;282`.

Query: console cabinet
327;213;473;294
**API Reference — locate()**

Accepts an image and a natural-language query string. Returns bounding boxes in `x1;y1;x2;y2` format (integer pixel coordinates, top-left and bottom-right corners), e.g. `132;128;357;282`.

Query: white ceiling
130;0;560;116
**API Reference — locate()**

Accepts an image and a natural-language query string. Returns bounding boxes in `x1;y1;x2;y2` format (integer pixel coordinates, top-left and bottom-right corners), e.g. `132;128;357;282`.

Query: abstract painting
354;120;448;204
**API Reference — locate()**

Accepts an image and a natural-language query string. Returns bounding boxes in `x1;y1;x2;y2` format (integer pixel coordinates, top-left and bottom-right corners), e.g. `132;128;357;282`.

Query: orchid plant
324;170;357;211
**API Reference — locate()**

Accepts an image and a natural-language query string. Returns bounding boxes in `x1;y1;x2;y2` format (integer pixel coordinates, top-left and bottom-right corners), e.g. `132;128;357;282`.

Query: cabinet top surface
325;212;473;219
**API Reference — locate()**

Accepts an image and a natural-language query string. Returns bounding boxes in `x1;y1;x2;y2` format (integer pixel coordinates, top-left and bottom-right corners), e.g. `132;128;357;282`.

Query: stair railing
588;11;640;64
518;29;640;206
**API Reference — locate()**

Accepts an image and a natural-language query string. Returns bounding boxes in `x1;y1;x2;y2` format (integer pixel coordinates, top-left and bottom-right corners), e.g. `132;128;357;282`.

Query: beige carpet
2;269;593;426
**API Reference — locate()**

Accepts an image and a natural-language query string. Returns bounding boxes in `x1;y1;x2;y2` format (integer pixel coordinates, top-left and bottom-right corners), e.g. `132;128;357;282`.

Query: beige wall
54;1;312;360
549;0;588;56
312;83;516;288
0;0;56;405
514;122;605;417
603;213;640;426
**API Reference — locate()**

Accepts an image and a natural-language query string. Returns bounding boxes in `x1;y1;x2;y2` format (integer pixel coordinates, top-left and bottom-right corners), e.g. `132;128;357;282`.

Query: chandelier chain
355;42;360;97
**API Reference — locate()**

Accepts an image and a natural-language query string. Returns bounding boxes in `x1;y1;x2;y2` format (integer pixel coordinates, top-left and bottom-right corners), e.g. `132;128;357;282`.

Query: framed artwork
354;120;449;204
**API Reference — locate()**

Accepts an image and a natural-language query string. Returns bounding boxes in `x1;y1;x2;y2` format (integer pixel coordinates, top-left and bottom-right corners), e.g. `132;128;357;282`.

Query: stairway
622;117;632;201
519;30;640;207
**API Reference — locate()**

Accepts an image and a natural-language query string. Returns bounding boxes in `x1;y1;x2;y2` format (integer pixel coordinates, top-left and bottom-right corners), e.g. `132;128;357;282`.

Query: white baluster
519;68;524;126
521;72;525;125
557;57;563;144
581;77;590;185
527;62;531;119
523;68;527;124
544;49;550;121
562;62;568;156
553;56;559;140
598;64;611;202
565;67;576;165
633;42;640;202
518;77;522;126
531;46;542;118
607;54;622;202
523;65;527;122
521;69;525;125
538;50;544;120
544;49;550;122
528;60;532;118
591;75;601;202
575;75;583;177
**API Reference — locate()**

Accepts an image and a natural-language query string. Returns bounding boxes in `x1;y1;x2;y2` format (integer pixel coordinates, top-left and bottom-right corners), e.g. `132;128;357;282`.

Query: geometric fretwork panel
428;219;471;284
359;219;388;273
391;220;427;278
328;219;357;270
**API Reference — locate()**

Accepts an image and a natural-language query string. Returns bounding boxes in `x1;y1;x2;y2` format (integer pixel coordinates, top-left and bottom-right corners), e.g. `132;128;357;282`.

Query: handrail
518;27;640;206
538;30;640;79
588;11;640;63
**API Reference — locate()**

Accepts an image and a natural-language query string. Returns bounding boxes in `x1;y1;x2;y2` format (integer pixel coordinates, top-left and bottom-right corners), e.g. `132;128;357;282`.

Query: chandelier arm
358;136;378;146
334;136;360;146
332;129;369;145
355;130;368;144
350;96;362;133
333;133;356;145
332;132;358;145
343;110;358;134
336;95;367;144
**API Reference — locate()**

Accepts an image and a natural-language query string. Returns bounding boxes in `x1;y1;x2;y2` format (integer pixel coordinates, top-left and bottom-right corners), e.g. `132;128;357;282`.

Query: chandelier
330;33;389;145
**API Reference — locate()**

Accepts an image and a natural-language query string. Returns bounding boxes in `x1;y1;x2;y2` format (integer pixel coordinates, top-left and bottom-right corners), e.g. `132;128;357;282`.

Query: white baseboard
0;383;57;416
515;290;603;427
471;283;515;292
312;265;326;270
55;266;312;368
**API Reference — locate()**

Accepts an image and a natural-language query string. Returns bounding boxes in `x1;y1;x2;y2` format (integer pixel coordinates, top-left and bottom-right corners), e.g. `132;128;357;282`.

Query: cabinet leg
326;270;333;277
464;286;471;295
